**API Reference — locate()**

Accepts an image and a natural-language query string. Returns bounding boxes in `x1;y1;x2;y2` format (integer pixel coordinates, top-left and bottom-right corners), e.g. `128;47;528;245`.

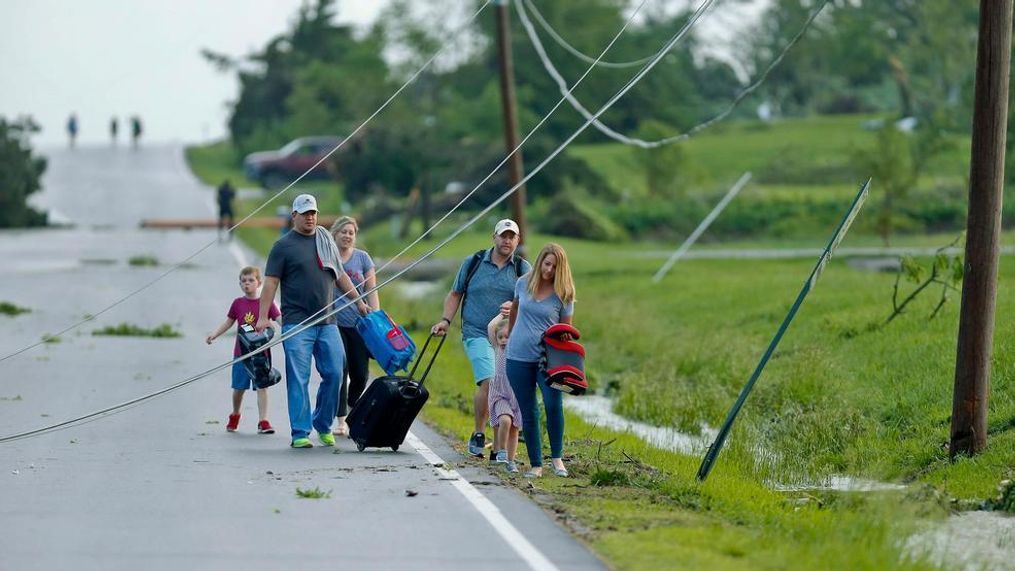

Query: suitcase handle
408;333;446;385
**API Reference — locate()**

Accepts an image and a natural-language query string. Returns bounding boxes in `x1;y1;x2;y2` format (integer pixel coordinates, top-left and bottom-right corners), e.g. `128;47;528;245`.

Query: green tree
633;120;691;199
0;116;47;228
204;0;390;156
851;122;950;246
754;0;978;120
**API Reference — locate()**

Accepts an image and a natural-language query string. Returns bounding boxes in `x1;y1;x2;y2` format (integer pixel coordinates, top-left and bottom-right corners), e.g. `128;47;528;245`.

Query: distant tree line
204;0;744;205
205;0;995;239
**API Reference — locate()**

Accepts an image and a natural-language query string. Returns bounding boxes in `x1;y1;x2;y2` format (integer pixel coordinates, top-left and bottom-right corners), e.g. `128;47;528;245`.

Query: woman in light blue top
506;243;575;478
330;216;380;436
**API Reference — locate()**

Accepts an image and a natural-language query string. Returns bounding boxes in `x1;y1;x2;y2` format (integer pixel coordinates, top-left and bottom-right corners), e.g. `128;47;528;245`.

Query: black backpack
460;248;525;317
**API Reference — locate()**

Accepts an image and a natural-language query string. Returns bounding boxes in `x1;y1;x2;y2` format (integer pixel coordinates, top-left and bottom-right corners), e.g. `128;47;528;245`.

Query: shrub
532;187;628;242
0;116;48;228
0;302;30;317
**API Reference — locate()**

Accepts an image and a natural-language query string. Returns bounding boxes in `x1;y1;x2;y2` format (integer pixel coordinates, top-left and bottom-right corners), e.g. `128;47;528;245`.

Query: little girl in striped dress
487;314;522;473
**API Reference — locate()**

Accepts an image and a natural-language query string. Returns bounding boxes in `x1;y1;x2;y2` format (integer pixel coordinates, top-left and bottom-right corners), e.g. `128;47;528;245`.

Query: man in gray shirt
431;219;531;457
257;194;368;449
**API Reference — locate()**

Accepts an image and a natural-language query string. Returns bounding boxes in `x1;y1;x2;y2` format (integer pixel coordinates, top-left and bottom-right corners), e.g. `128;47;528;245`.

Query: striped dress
488;346;522;428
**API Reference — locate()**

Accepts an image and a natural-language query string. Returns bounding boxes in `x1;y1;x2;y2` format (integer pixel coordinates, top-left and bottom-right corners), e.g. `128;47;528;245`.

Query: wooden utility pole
494;0;528;246
950;0;1014;457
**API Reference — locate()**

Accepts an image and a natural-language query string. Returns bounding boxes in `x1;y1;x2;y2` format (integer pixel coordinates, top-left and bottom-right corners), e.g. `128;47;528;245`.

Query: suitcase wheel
356;442;366;452
391;445;399;452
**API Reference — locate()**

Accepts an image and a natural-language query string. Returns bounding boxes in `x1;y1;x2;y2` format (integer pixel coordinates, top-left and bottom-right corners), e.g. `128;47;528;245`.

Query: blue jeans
282;323;346;440
506;359;564;468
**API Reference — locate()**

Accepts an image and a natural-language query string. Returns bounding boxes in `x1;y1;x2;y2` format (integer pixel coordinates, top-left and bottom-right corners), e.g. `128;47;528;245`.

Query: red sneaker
257;420;275;434
226;413;240;432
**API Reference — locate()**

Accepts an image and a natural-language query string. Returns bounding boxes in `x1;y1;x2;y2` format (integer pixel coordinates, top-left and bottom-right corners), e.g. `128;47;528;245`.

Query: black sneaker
467;432;485;457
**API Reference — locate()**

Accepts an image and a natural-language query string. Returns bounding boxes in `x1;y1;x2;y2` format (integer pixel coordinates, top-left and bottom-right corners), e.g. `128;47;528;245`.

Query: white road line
209;175;544;566
229;242;248;268
405;431;560;571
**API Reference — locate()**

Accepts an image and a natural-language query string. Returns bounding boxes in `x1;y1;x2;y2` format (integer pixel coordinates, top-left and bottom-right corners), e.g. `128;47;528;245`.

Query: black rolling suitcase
347;334;445;452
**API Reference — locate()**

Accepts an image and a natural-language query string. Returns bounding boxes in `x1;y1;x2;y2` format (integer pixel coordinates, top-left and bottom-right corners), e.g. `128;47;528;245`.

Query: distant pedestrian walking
216;179;236;240
109;117;119;145
206;266;281;435
66;113;78;148
130;115;143;148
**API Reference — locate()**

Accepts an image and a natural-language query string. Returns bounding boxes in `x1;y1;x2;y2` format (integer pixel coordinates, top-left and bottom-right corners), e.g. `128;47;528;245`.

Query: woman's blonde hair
329;216;358;236
525;243;575;304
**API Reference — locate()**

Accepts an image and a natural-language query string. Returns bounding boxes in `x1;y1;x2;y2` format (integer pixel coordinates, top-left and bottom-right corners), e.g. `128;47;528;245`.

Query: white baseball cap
494;219;520;236
292;194;318;214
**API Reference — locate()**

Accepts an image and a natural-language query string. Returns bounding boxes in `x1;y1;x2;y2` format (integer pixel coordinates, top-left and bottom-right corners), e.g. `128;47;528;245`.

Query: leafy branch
884;234;964;325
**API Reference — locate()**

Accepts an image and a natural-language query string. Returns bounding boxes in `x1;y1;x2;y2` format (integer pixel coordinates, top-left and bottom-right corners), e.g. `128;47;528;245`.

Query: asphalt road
0;145;604;571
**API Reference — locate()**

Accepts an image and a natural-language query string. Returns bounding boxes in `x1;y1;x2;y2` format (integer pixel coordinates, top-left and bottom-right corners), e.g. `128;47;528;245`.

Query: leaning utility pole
494;0;528;246
950;0;1013;457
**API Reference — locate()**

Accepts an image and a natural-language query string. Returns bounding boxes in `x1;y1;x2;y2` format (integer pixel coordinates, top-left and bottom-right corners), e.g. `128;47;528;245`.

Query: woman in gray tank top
330;216;380;436
505;243;575;478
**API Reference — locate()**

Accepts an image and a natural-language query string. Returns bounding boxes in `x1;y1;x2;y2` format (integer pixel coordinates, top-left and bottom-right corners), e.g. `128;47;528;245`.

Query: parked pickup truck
243;136;343;189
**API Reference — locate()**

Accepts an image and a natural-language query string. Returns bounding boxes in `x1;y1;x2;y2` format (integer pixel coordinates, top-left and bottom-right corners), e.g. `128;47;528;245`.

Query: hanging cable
0;0;666;443
0;1;494;365
221;0;655;367
0;0;714;444
202;0;657;387
368;0;653;283
516;0;830;148
523;0;656;69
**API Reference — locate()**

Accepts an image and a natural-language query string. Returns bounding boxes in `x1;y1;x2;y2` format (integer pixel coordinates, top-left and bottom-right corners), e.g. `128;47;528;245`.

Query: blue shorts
463;337;495;385
230;361;254;391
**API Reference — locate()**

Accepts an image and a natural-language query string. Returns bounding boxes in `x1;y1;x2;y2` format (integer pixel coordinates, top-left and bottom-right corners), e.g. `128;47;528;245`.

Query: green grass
184;122;1011;570
184;141;246;187
570;114;971;197
127;255;159;267
186;141;349;254
295;486;332;499
92;323;183;338
0;301;31;316
378;243;1012;570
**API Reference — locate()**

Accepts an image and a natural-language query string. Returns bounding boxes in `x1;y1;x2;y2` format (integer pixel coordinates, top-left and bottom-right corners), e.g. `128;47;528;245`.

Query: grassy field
569;114;971;198
186;121;1012;569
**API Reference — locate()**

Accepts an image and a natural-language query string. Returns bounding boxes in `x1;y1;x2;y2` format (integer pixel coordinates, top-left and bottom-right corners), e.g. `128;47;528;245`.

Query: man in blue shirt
431;219;531;457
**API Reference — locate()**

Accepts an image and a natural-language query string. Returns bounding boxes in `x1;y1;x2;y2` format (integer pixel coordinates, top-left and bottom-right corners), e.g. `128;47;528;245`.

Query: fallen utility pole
652;171;752;283
494;0;529;246
950;0;1013;457
697;179;870;482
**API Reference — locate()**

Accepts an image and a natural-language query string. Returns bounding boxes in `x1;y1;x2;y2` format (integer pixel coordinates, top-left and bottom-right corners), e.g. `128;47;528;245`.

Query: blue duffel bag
355;309;417;375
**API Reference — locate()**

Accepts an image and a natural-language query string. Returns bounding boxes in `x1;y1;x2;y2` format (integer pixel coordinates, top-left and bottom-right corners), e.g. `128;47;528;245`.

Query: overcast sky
0;0;386;147
0;0;765;148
